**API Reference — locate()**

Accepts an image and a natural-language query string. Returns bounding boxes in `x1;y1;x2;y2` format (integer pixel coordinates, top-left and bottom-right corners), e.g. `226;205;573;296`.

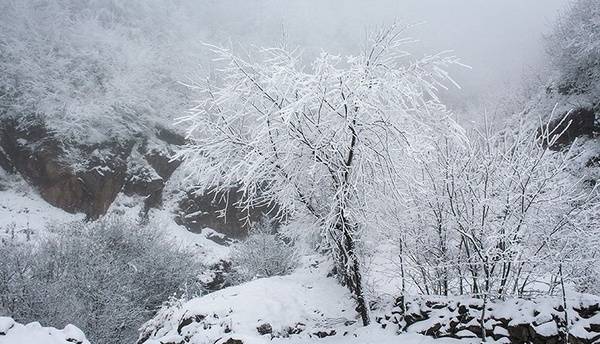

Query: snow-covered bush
546;0;600;96
231;218;298;280
0;215;203;344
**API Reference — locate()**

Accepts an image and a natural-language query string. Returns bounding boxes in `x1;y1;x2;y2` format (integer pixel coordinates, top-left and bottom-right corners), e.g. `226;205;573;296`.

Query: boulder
256;323;272;335
507;323;535;343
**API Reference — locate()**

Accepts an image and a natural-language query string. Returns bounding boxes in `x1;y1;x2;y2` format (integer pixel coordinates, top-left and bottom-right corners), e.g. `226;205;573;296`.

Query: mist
191;0;569;111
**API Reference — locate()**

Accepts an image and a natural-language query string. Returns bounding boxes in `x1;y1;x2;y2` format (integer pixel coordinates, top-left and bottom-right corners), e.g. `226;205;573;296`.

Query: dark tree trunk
337;220;370;326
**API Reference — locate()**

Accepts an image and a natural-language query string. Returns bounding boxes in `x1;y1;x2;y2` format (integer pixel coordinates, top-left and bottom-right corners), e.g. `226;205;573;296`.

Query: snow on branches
177;24;464;325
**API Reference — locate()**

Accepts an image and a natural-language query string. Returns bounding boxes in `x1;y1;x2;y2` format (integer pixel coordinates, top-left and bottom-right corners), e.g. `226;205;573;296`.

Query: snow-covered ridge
0;317;89;344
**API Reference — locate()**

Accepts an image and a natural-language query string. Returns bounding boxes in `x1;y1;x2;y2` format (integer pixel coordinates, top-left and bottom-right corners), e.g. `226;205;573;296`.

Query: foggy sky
193;0;570;110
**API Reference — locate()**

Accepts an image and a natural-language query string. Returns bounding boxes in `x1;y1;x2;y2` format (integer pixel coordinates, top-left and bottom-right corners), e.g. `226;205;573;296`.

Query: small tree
178;25;463;324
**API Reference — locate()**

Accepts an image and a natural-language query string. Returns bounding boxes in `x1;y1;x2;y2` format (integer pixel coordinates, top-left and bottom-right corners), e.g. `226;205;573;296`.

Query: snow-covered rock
378;293;600;343
0;317;89;344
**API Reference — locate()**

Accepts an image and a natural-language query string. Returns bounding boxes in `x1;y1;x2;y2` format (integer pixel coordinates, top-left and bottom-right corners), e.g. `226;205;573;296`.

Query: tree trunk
337;220;370;326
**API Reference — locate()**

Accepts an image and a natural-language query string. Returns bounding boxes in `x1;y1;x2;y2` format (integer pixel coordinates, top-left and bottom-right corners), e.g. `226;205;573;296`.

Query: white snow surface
140;257;494;344
108;192;231;265
0;175;83;242
0;317;89;344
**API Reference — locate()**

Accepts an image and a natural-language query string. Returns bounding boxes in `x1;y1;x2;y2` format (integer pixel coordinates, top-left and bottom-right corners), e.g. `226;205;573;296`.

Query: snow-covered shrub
231;218;298;280
0;215;203;344
546;0;600;96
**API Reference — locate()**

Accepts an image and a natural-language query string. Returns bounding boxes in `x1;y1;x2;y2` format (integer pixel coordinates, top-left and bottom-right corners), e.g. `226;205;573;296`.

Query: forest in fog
0;1;599;344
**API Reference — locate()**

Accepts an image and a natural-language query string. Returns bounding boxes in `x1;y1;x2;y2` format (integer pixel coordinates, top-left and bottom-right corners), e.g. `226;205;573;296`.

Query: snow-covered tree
383;113;600;299
178;25;463;324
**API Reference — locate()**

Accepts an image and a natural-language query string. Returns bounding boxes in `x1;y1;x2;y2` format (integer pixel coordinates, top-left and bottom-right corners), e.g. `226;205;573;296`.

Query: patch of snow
0;176;82;242
0;317;89;344
534;321;558;337
493;325;509;337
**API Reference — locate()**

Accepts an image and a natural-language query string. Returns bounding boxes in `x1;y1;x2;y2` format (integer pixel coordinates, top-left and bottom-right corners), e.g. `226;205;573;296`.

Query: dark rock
468;303;484;311
256;323;272;335
574;303;600;319
313;330;336;338
175;187;279;239
0;118;132;219
156;126;186;146
543;107;596;149
507;323;534;343
203;260;233;292
177;314;205;334
587;323;600;332
144;148;181;180
431;303;448;310
123;164;164;198
421;323;442;337
221;338;244;344
0;117;188;219
287;323;305;335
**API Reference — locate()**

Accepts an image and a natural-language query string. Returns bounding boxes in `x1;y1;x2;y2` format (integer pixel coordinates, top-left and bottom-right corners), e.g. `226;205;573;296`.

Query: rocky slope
0;116;273;239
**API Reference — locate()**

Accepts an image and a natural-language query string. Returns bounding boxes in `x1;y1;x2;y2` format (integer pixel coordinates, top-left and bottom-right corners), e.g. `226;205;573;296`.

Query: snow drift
0;317;89;344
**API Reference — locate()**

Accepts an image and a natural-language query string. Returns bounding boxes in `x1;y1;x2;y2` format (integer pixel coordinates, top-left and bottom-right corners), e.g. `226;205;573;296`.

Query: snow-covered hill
136;255;600;344
137;257;470;344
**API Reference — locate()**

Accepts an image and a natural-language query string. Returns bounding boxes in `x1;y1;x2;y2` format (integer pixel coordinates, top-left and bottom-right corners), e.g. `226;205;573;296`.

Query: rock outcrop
0;117;182;219
175;187;278;238
545;106;598;149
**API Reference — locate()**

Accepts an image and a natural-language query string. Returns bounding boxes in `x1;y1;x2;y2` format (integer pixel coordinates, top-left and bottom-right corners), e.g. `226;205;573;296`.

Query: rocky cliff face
0;116;275;238
0;117;182;219
175;187;278;239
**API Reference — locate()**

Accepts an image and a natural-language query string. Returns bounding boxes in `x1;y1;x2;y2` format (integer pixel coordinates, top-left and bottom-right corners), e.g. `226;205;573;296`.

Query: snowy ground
0;167;230;264
0;173;83;242
0;317;89;344
139;257;491;344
